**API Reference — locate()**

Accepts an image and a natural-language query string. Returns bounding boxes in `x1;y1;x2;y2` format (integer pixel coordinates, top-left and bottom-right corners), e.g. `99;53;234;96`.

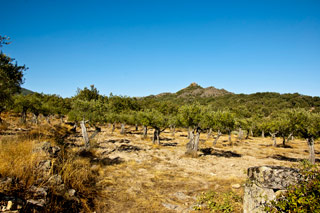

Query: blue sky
1;0;320;97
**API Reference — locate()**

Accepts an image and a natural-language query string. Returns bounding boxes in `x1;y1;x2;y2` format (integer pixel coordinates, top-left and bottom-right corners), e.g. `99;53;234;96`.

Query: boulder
243;166;302;213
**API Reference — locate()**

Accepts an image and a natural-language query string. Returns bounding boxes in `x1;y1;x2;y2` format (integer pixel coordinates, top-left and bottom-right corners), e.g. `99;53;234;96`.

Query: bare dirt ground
80;125;319;213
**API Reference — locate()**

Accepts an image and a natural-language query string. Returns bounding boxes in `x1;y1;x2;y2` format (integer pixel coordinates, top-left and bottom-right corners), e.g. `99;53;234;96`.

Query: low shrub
193;190;242;212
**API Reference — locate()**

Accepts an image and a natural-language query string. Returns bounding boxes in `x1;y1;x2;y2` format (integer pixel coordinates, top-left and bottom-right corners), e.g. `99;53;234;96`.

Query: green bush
265;161;320;212
193;190;242;212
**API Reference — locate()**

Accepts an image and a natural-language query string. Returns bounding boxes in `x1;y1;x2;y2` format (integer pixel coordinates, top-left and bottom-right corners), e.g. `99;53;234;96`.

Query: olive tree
203;110;235;146
137;110;153;138
178;103;203;157
292;109;320;164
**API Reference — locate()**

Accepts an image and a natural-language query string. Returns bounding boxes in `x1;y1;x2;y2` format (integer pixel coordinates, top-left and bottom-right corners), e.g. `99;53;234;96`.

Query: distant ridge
176;82;232;98
20;88;34;95
153;83;231;99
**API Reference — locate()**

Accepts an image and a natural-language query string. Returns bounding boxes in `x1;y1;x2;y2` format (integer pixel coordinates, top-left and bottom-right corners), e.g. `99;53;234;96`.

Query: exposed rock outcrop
243;166;302;213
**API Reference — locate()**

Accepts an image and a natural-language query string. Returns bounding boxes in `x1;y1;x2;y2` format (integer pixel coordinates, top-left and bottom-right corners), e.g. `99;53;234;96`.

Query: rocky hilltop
154;82;231;99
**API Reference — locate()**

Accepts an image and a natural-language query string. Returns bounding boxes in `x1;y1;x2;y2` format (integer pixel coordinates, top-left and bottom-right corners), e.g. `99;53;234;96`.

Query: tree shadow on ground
276;144;293;148
200;148;242;158
91;156;123;166
117;144;142;152
126;131;142;135
161;142;178;147
160;137;173;141
102;139;130;144
270;154;320;163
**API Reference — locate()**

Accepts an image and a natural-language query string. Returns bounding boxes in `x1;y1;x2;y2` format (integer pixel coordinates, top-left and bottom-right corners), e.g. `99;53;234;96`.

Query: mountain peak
190;82;199;87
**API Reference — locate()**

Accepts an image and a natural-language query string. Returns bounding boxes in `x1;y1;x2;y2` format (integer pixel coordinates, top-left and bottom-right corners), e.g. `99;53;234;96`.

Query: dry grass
1;113;320;212
0;138;44;189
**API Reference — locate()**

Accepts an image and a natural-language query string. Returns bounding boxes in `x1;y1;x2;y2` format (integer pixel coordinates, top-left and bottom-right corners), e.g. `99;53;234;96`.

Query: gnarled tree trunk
80;121;90;150
261;130;265;138
120;123;125;134
207;128;212;140
21;110;27;124
213;130;222;146
187;127;192;139
171;125;175;137
307;137;315;164
153;127;160;145
33;113;39;125
286;132;293;143
143;126;147;138
186;128;200;157
112;122;116;134
270;132;277;147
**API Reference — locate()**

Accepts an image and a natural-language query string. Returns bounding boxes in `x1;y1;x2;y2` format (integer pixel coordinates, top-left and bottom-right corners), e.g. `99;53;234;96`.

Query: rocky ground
0;117;319;212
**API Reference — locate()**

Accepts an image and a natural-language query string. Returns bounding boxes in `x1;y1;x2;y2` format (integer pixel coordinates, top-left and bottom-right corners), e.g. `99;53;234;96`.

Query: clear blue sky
1;0;320;97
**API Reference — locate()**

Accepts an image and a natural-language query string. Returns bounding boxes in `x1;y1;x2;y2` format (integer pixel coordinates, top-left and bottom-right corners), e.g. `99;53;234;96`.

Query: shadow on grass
161;142;178;147
200;148;242;158
270;154;320;163
102;139;130;144
91;156;124;166
160;137;173;141
117;144;142;152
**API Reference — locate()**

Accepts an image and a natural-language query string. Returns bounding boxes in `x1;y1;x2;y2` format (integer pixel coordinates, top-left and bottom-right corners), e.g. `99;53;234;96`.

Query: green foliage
290;109;320;140
265;161;320;212
137;109;167;129
193;190;242;212
178;103;203;128
68;99;107;124
0;37;27;114
74;85;100;101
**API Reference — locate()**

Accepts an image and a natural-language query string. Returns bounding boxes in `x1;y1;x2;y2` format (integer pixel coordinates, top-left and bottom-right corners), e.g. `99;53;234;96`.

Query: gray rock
232;184;241;189
34;141;61;157
162;202;181;210
247;166;301;190
29;186;47;198
37;160;51;174
6;200;13;210
243;165;302;213
173;192;191;200
27;199;46;208
68;189;76;197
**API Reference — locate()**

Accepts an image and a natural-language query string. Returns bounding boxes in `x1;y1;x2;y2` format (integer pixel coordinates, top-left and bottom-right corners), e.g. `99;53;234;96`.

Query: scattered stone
27;199;46;208
29;186;48;198
6;200;13;210
37;160;51;174
68;189;76;197
34;141;61;157
162;202;181;210
173;192;191;200
232;184;241;189
117;144;141;152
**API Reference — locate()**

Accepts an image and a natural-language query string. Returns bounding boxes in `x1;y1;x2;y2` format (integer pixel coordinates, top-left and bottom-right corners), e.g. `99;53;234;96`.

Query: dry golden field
0;112;319;212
